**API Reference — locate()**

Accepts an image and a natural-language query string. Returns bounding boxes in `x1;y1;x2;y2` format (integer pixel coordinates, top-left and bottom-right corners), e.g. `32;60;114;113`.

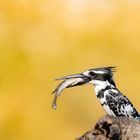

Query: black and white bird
52;67;140;120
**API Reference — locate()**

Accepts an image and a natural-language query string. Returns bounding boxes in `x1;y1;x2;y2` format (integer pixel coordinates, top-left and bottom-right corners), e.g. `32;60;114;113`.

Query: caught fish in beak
51;73;91;110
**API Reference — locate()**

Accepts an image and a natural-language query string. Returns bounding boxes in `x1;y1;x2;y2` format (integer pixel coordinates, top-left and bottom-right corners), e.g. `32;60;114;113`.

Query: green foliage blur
1;0;140;140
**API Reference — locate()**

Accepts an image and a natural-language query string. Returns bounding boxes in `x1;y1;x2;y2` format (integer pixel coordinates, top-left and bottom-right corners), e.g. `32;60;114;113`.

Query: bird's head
52;66;116;109
83;66;116;86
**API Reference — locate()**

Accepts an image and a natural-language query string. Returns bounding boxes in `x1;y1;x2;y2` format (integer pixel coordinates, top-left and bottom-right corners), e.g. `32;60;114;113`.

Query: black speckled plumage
105;94;140;118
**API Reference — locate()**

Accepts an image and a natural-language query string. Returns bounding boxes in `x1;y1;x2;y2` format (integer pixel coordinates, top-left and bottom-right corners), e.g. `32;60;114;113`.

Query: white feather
93;70;105;74
124;105;134;114
90;80;114;95
103;105;116;116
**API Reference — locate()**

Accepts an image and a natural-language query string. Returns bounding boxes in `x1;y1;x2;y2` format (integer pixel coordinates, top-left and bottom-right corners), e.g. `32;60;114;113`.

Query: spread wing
106;94;139;118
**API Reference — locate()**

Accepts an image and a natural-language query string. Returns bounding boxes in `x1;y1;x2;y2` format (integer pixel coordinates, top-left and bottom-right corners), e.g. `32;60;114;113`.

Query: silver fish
52;73;90;109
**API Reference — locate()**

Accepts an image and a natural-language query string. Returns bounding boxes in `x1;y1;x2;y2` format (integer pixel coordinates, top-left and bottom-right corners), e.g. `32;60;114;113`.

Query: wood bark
76;115;140;140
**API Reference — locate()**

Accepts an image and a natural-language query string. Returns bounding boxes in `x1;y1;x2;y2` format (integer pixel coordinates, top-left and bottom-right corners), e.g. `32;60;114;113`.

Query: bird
52;66;140;120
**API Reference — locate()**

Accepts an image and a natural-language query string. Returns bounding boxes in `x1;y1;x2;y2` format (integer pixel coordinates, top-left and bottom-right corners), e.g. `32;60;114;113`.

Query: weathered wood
77;115;140;140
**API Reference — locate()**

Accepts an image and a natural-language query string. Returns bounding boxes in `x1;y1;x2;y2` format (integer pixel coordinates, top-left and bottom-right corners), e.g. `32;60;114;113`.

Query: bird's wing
51;78;86;109
106;94;139;118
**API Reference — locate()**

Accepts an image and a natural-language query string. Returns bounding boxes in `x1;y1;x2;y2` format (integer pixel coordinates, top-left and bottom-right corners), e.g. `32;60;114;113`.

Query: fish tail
52;95;57;110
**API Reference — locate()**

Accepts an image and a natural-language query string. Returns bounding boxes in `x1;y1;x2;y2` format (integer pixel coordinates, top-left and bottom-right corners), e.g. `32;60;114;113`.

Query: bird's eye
89;71;95;77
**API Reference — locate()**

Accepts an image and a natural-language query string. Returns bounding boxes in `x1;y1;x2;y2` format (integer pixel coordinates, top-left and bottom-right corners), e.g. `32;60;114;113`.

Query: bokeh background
1;0;140;140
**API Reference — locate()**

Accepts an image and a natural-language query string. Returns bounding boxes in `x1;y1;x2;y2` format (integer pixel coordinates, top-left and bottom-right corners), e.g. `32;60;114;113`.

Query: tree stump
77;115;140;140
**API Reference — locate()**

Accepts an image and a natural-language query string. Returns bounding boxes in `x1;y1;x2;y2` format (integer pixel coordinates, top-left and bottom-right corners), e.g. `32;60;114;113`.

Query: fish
51;76;87;109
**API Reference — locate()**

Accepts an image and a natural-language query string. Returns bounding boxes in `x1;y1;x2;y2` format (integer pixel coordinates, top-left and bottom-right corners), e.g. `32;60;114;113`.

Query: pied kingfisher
52;67;140;120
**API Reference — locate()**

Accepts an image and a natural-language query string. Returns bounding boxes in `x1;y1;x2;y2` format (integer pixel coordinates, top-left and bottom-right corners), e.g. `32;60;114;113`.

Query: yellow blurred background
1;0;140;140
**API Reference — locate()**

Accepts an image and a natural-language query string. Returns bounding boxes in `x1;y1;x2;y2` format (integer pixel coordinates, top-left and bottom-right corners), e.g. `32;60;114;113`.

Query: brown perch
77;115;140;140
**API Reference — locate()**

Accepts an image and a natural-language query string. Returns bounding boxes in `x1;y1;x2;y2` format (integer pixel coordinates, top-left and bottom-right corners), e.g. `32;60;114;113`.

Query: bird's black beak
55;73;91;85
51;73;91;109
